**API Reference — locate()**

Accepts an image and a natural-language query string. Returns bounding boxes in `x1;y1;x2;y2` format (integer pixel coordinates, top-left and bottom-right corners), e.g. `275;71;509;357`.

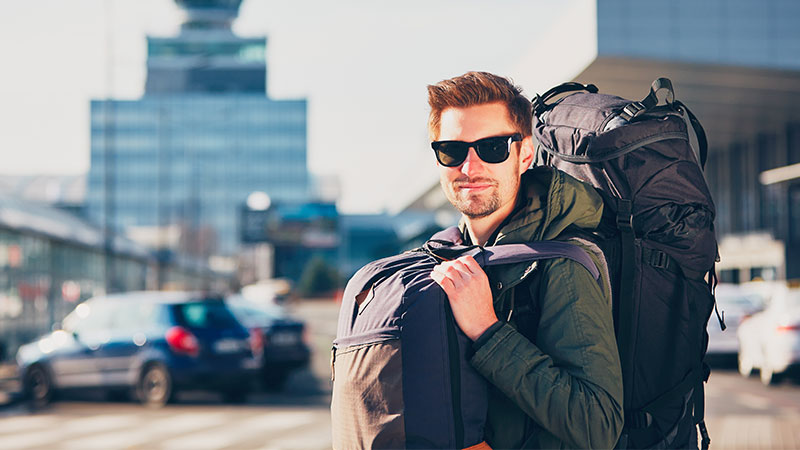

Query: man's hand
430;255;499;341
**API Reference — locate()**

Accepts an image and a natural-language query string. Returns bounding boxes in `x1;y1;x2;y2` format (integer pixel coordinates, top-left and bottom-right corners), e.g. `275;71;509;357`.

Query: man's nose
460;147;484;174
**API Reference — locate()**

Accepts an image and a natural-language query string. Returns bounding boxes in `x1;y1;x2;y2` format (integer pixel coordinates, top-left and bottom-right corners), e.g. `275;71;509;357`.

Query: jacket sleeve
470;257;624;449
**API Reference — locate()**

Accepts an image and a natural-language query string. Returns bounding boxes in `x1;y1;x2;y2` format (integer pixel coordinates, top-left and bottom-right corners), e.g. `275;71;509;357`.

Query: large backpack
331;232;600;449
531;78;722;449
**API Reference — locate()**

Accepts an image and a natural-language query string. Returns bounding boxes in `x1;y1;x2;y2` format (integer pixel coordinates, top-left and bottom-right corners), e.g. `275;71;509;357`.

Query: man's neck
464;199;518;246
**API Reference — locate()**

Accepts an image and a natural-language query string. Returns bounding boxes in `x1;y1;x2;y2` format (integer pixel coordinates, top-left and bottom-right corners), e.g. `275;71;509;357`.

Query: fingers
430;269;455;294
459;255;483;274
430;255;486;289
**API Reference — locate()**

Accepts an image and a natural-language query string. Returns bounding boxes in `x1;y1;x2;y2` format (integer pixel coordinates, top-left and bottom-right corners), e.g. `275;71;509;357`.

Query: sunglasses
431;134;522;167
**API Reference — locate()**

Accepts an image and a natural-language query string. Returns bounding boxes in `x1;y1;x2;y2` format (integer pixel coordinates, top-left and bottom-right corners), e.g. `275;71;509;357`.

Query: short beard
442;178;501;218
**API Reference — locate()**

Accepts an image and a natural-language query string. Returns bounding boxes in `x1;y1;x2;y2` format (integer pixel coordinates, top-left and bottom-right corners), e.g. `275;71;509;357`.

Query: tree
296;256;340;297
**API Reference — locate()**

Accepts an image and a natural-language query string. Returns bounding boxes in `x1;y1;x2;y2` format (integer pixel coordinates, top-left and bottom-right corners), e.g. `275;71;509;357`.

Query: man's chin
454;200;497;219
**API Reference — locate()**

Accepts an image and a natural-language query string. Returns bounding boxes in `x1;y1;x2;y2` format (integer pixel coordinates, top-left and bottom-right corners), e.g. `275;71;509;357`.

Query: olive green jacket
464;166;623;449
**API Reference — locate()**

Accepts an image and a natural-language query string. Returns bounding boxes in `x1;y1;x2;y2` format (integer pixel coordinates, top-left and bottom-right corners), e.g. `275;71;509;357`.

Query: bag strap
675;100;709;169
615;198;636;404
426;226;600;280
619;78;709;170
531;82;599;116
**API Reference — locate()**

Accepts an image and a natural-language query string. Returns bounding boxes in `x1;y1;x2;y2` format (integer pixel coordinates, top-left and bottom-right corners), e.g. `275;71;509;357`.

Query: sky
0;0;596;213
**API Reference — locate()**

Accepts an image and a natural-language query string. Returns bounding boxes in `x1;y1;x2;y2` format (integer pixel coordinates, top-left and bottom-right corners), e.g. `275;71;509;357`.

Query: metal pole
103;0;116;294
157;106;170;289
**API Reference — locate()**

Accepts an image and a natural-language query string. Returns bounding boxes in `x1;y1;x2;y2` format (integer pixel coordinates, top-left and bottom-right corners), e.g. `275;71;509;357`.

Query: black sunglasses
431;134;522;167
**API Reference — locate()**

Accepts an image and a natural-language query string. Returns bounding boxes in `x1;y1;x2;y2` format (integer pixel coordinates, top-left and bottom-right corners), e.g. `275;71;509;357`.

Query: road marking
0;414;60;434
0;429;64;449
145;411;229;434
61;429;154;449
0;413;141;449
59;413;140;433
157;410;318;449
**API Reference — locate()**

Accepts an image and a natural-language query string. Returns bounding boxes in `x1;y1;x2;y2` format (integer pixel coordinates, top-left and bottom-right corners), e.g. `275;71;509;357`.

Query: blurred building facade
86;0;309;258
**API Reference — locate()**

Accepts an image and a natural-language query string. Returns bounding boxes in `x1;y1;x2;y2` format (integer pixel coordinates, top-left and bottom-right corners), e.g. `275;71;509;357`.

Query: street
1;299;800;449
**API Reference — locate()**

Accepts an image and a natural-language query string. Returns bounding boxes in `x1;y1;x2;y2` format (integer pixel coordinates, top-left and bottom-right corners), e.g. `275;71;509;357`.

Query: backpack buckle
625;410;653;429
650;250;670;270
619;102;645;121
616;210;634;232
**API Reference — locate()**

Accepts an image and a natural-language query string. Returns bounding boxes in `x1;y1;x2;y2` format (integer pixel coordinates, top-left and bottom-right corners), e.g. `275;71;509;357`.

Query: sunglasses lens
435;143;468;167
476;138;510;163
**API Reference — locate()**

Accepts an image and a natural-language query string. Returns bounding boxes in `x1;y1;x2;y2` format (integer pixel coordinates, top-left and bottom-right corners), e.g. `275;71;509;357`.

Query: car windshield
173;302;241;329
227;300;287;325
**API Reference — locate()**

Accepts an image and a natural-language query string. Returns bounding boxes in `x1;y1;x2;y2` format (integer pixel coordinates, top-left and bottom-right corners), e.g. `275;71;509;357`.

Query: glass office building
86;0;309;256
597;0;800;70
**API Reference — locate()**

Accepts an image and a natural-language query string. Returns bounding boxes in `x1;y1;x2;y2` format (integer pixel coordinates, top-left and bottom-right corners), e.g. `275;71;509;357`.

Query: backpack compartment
332;255;488;449
332;334;405;449
626;240;715;449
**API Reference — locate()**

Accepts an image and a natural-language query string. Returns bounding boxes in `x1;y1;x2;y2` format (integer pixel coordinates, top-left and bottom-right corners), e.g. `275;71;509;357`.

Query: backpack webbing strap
619;78;673;121
531;82;598;116
426;226;601;280
641;247;708;281
616;199;636;399
675;100;708;170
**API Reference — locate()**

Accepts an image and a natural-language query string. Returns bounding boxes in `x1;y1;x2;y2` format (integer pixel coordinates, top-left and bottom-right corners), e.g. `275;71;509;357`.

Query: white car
737;284;800;385
706;284;763;357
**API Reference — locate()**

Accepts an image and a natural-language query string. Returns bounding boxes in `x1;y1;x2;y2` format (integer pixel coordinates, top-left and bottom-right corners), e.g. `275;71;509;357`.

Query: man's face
436;102;532;219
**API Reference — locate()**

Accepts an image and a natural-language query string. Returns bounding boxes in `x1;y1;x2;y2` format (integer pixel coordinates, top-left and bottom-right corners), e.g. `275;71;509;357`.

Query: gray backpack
331;230;599;449
532;78;721;449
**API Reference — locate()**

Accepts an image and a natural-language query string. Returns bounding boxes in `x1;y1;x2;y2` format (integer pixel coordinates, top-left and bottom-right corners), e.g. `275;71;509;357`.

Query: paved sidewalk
705;370;800;449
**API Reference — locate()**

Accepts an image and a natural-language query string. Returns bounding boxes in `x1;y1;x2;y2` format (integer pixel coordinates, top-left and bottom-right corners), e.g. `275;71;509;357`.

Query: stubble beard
442;177;501;219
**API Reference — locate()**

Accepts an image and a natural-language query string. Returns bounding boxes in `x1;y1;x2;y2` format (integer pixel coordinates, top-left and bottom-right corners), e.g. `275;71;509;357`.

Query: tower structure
87;0;310;257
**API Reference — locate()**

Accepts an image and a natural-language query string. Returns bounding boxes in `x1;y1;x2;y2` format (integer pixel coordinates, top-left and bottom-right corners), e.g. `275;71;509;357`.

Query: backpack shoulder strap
481;242;600;280
426;226;600;280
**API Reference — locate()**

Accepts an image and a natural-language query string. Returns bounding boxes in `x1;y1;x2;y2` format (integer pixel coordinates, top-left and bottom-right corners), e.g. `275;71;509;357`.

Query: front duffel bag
331;230;600;449
531;78;722;450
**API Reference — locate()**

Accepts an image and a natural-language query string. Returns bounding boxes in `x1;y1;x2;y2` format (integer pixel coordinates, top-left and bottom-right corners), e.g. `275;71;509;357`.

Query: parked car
16;291;260;407
737;284;800;385
706;284;763;357
226;295;311;391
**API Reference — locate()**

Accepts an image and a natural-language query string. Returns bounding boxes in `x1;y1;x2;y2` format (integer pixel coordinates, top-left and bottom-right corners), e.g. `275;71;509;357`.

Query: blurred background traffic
1;0;800;448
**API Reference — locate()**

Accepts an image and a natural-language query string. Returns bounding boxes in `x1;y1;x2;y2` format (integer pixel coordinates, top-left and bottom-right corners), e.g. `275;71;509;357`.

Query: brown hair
427;71;532;141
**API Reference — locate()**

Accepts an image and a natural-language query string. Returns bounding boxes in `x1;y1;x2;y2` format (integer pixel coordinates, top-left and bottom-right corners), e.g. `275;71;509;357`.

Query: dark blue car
226;296;311;391
16;291;259;407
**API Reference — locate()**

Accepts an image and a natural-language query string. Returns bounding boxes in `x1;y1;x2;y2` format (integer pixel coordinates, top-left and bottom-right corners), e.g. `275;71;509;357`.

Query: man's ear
519;136;535;174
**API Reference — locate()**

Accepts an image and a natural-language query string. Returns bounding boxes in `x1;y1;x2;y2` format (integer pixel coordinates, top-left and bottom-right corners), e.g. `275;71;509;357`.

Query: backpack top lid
533;78;704;165
534;92;689;163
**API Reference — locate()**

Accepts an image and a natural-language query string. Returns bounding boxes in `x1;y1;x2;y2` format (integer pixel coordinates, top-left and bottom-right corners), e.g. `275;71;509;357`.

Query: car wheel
738;352;753;377
138;363;173;407
25;365;53;408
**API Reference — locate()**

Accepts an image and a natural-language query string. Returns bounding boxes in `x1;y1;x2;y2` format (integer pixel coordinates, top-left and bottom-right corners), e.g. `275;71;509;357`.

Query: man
428;72;623;449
